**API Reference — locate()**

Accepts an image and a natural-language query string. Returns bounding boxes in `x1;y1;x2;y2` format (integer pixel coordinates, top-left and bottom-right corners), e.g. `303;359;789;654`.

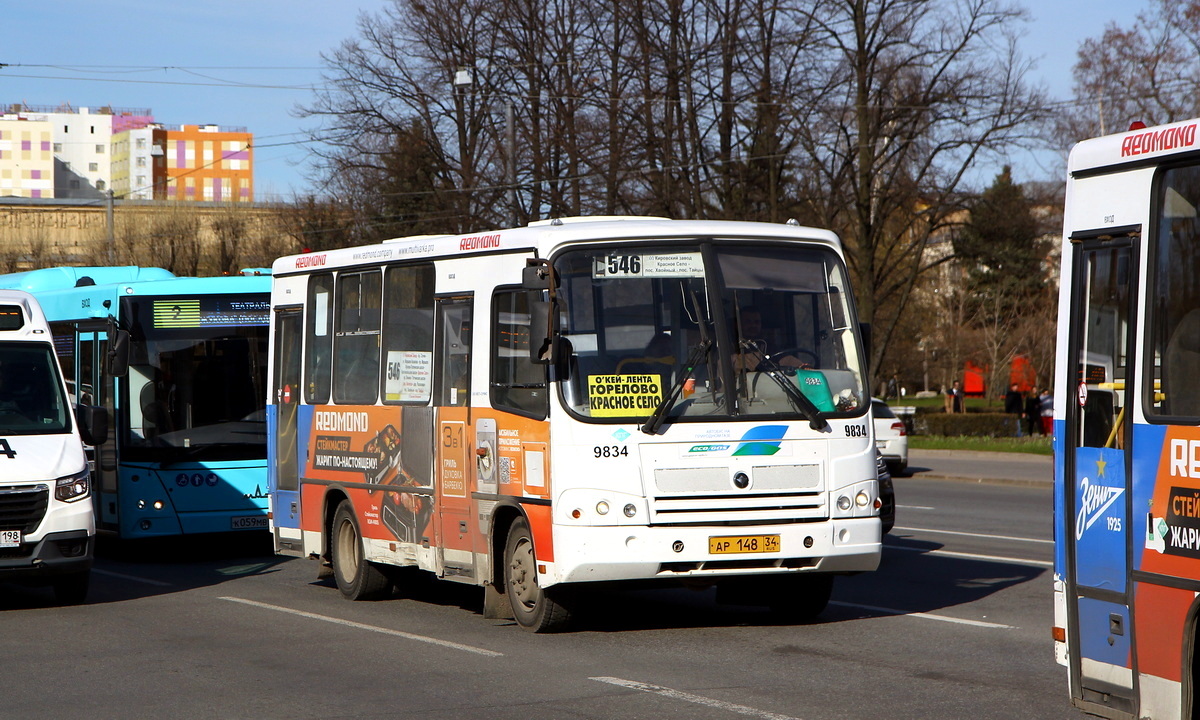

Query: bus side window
334;270;381;405
491;288;548;419
305;274;334;404
382;264;435;405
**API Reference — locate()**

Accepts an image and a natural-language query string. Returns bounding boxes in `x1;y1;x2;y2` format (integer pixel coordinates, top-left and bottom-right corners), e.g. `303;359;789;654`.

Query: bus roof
273;216;843;276
0;266;176;293
1068;117;1200;177
0;289;50;337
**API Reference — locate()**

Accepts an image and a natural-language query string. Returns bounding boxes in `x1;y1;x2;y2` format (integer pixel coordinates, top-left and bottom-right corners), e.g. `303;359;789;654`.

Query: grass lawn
909;434;1052;455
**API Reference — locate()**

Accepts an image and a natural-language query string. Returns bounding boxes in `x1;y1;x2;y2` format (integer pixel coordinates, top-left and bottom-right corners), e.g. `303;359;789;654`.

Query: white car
872;398;908;475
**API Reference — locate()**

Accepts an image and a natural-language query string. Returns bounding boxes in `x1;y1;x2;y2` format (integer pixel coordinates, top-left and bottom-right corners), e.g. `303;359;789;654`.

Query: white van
0;290;107;604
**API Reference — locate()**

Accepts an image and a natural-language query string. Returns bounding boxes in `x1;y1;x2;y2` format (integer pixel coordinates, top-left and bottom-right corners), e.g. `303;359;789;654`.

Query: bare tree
787;0;1047;381
211;206;249;276
1058;0;1200;146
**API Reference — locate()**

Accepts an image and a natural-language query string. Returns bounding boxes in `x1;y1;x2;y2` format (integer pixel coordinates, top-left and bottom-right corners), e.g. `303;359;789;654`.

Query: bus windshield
0;343;71;435
555;241;866;422
120;293;269;461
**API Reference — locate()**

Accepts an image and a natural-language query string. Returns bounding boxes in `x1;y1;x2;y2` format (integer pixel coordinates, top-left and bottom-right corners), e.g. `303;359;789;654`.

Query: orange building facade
154;124;253;202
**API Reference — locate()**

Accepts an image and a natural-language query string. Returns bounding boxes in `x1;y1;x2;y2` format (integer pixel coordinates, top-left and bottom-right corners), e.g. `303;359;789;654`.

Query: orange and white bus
267;217;881;631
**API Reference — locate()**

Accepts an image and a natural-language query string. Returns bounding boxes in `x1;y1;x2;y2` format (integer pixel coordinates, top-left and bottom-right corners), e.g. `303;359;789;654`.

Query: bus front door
1065;238;1137;716
270;307;303;554
76;327;119;532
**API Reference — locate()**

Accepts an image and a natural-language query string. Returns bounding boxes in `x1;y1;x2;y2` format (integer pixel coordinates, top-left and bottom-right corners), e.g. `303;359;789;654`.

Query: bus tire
331;501;390;601
52;571;89;605
504;518;571;633
768;573;834;622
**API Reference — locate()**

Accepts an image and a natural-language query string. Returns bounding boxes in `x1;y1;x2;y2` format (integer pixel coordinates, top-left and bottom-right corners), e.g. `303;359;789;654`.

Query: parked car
872;397;908;475
876;450;895;535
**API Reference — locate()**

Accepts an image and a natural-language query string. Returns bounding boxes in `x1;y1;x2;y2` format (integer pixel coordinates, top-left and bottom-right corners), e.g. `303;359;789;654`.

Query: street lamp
452;68;473;229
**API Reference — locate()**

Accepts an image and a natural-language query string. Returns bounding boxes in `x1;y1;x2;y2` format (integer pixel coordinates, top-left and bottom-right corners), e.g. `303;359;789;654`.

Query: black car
877;450;895;534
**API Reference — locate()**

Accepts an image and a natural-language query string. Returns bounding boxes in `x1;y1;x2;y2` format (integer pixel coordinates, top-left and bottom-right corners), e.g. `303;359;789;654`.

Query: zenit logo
732;425;786;456
1076;475;1124;540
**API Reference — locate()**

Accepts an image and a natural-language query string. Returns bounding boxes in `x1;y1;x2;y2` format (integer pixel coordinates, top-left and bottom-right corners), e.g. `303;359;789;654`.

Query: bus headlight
837;495;852;511
596;501;610;515
855;491;870;507
55;470;90;502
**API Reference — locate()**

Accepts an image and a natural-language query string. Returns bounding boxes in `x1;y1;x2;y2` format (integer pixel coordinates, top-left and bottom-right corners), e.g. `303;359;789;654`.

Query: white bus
1054;117;1200;718
268;217;881;632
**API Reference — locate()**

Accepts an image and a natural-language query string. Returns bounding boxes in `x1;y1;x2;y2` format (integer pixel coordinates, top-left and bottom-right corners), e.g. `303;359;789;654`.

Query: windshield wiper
745;340;830;431
641;339;711;435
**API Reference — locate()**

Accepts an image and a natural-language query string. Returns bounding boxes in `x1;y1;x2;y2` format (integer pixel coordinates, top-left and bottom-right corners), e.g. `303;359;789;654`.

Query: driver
731;308;804;372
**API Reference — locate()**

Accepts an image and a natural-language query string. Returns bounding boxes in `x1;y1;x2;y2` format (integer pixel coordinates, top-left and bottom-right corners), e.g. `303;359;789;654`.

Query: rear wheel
331;501;391;601
505;518;571;632
52;572;89;605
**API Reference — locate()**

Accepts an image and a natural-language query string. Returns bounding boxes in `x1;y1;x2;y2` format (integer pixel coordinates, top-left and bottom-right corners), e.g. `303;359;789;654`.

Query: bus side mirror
529;299;555;364
107;329;130;377
76;405;109;446
522;264;550;290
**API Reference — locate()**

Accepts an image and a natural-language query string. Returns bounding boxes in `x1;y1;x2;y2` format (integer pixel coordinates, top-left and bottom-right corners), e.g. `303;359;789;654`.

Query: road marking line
590;677;801;720
886;544;1053;568
830;601;1015;629
894;525;1053;545
92;568;171;587
896;504;936;510
220;597;503;657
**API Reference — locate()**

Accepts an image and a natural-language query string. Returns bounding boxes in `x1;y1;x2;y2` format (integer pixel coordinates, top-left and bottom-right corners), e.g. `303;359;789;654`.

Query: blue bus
0;266;272;539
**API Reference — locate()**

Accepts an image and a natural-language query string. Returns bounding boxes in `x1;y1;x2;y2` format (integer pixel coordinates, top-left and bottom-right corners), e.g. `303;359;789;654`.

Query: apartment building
1;106;253;202
158;124;253;202
111;124;159;200
0;115;54;198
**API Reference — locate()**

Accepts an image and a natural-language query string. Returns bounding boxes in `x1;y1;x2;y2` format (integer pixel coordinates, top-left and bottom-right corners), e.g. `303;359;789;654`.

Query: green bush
915;411;1024;437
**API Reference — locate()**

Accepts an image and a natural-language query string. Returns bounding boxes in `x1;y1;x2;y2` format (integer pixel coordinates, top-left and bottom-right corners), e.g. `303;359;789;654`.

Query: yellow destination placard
587;374;663;417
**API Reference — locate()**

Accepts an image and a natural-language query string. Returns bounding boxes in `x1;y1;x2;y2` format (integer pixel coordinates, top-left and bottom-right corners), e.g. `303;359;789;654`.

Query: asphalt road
2;453;1072;720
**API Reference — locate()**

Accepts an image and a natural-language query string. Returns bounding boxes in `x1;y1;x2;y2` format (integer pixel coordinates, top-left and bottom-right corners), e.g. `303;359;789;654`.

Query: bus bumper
547;517;880;585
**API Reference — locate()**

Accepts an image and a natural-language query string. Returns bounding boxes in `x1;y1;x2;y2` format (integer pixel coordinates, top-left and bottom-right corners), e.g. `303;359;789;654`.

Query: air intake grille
0;484;49;534
650;491;826;525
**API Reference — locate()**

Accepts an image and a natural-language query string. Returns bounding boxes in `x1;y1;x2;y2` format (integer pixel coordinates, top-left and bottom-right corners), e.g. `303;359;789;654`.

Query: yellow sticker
587;374;663;417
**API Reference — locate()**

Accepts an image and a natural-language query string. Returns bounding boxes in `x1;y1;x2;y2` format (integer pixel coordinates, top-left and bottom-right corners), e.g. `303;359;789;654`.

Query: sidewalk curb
903;472;1052;488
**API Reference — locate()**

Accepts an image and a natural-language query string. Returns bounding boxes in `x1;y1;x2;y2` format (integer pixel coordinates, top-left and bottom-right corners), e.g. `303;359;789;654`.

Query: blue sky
1;0;1146;199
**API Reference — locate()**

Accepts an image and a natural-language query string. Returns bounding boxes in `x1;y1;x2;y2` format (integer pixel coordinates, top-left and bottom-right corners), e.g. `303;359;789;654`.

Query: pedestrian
886;373;898;400
1004;382;1023;415
1039;387;1054;435
1025;387;1042;436
945;380;964;414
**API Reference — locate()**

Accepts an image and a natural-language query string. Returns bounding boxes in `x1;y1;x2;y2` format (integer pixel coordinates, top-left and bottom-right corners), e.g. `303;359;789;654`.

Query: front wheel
768;574;834;622
52;571;90;605
331;501;391;601
504;518;571;632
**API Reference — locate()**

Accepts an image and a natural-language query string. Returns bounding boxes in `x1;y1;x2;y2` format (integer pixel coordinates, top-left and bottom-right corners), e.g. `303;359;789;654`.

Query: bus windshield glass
0;343;71;435
555;241;866;422
120;293;269;460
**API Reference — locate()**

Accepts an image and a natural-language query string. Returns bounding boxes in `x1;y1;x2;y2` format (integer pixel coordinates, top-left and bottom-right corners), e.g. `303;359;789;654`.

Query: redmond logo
295;254;327;268
459;234;501;250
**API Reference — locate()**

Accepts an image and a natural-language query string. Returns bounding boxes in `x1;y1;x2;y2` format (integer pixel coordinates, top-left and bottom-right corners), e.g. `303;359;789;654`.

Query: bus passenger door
434;297;478;580
77;327;119;532
1064;238;1137;716
270;307;303;553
